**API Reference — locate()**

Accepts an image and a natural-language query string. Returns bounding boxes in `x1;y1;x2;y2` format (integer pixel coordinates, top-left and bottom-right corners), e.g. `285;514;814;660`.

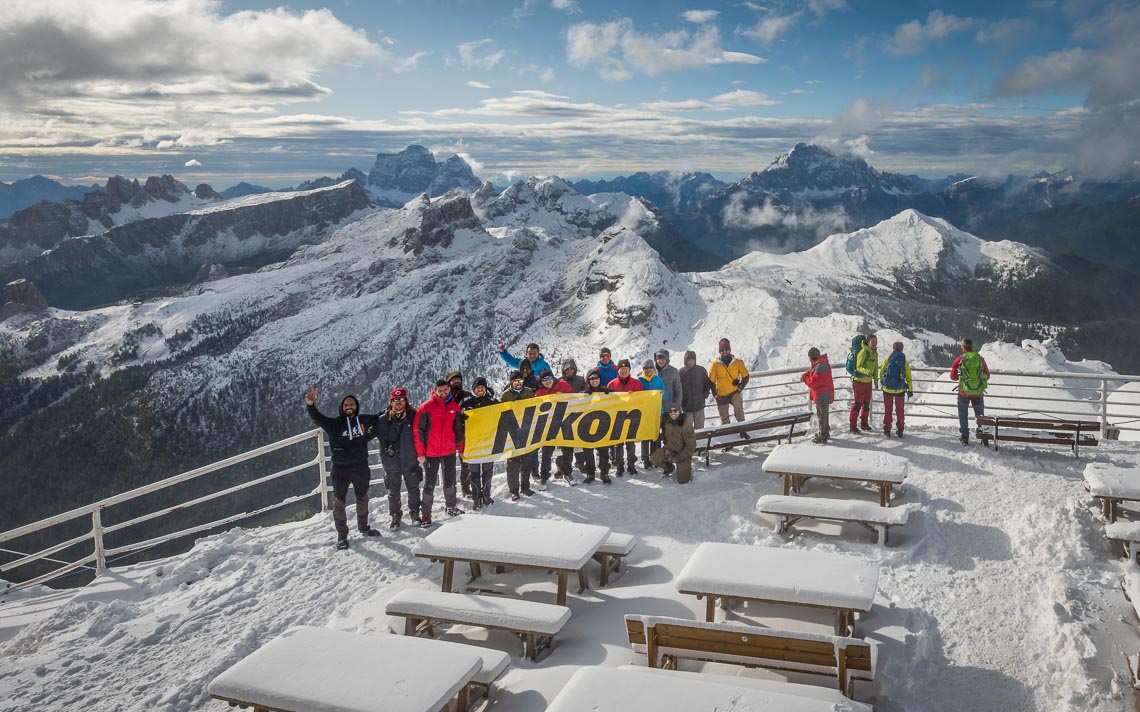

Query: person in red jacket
413;380;465;527
949;338;991;445
801;348;835;444
607;358;643;476
535;368;576;488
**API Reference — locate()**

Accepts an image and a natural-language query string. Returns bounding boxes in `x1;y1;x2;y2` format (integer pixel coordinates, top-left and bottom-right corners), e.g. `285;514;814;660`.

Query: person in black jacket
305;387;381;549
500;370;537;500
371;387;420;530
460;377;499;508
679;350;712;429
581;368;612;485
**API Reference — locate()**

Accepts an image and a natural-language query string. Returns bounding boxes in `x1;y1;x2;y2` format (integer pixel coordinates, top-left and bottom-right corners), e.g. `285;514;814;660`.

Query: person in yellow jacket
709;337;750;425
849;334;878;433
879;341;913;437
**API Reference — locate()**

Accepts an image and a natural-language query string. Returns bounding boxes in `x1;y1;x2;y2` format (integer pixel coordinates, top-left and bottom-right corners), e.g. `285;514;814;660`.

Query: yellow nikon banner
463;390;663;463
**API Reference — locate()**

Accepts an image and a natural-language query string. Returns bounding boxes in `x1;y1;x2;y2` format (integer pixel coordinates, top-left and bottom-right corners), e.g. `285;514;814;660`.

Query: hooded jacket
560;359;587;392
584;368;611;395
654;349;684;413
445;369;472;404
801;353;835;404
638;370;666;412
660;411;697;462
500;385;535;403
307;395;379;466
413;392;465;458
460;391;499;411
372;404;419;473
679;350;712;412
709;354;749;398
853;342;879;385
594;358;619;385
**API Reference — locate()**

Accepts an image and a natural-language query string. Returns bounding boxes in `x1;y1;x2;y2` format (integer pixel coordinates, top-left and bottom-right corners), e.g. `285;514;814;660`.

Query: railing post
316;430;329;512
92;508;107;576
1100;378;1109;437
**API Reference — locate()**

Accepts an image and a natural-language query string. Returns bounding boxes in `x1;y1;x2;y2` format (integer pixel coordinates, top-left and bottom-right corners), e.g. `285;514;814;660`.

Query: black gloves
906;391;913;399
732;378;743;387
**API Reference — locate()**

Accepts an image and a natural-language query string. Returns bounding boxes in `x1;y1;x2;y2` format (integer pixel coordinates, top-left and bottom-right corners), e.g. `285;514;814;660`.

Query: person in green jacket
650;406;697;484
849;333;879;433
879;341;913;437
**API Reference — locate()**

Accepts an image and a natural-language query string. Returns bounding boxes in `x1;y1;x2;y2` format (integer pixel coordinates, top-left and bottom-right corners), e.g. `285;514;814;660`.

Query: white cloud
806;0;847;18
885;10;979;56
458;38;506;70
551;0;578;11
742;13;801;46
789;88;812;94
641;89;778;112
681;10;719;24
710;89;779;107
731;80;745;85
723;193;848;237
388;51;431;75
975;18;1033;45
566;19;764;80
184;159;202;167
467;81;492;89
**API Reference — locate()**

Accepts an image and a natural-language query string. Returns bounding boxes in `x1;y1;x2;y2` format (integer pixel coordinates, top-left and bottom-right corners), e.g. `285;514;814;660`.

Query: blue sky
0;0;1136;188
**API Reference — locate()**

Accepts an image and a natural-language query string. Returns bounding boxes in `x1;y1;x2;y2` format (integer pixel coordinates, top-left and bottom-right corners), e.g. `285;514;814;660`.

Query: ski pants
422;454;458;513
958;396;985;438
716;391;745;425
582;445;610;476
882;393;906;432
850;380;873;427
612;441;638;473
466;461;494;500
331;462;371;539
814;397;831;440
384;468;420;518
506;451;538;495
540;446;573;481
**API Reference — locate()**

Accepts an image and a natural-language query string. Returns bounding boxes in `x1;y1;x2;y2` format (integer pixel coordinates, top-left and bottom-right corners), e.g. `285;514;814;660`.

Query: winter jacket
638;373;666;412
879;354;914;395
655;357;684;413
660;411;697;462
372;406;419;473
679;356;712;413
500;385;535;403
307;396;379;466
584;383;611;395
560;360;587;392
950;352;990;399
607;376;644;393
413;392;464;458
536;379;575;397
594;360;619;384
460;392;499;411
852;343;879;385
499;348;552;378
709;355;750;399
801;354;836;405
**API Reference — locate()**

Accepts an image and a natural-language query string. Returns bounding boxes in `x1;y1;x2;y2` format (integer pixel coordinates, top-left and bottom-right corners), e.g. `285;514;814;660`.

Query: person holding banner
650;406;697;484
608;359;643;476
413;380;466;527
536;368;575;489
460;377;498;508
500;370;538;500
582;368;613;484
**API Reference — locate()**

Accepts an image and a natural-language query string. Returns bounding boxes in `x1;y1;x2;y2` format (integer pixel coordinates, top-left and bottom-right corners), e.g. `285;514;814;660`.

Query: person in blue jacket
595;346;619;384
498;341;552;377
638;360;667;470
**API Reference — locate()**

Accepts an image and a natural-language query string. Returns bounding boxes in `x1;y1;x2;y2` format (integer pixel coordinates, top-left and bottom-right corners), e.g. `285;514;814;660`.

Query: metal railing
3;365;1139;594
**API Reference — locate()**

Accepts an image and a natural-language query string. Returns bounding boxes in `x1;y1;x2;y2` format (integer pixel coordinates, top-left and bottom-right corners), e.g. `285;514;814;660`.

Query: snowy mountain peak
366;145;482;198
743;143;919;197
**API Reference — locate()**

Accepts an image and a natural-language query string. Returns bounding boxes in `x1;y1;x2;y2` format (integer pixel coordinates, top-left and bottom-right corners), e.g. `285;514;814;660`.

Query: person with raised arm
304;387;381;550
498;341;552;379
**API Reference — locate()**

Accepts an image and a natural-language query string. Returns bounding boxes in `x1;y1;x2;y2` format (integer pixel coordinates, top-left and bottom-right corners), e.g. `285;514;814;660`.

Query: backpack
882;351;906;391
845;335;865;377
958;351;988;396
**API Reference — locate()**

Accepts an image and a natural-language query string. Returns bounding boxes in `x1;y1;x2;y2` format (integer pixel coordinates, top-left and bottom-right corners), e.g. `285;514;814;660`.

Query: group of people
304;338;757;548
306;335;990;549
800;335;989;446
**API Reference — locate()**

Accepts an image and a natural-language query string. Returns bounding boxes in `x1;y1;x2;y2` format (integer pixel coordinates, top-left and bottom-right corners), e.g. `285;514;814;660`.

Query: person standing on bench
950;338;990;446
498;341;552;381
680;350;712;429
372;388;420;530
801;348;835;444
582;368;613;484
608;359;643;476
850;333;879;434
461;377;498;509
413;380;466;527
651;406;697;483
595;347;619;384
501;370;538;500
880;341;914;438
709;338;750;425
304;388;381;549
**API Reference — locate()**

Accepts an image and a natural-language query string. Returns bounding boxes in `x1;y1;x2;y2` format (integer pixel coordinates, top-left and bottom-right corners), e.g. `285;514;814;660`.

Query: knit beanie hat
684;350;697;362
586;368;602;380
539;368;555;380
617;358;631;370
472;377;489;389
718;337;731;351
509;370;524;381
654;348;669;362
642;359;655;370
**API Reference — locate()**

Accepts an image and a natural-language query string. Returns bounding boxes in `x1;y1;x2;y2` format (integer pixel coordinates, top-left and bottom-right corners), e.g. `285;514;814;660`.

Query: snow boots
419;514;432;528
336;539;349;550
389;512;401;530
446;506;464;517
358;516;380;537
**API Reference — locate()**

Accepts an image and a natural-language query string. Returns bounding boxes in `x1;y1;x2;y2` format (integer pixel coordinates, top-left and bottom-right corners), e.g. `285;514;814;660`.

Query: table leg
556;571;568;606
880;483;891;507
783;474;791;496
720;596;731;611
441;560;455;593
468;562;483;582
1110;499;1119;524
578;567;589;593
456;683;469;712
835;610;847;636
599;553;611;588
705;595;716;622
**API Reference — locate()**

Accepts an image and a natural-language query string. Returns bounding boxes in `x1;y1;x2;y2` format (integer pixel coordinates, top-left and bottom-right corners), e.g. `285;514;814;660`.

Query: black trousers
331;462;371;539
611;442;637;473
423;454;458;513
506;451;538;494
466;462;494;500
384;468;421;518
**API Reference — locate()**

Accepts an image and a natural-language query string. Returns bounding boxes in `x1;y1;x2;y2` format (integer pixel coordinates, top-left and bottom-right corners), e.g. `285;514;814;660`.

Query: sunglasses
542;376;554;381
390;397;406;402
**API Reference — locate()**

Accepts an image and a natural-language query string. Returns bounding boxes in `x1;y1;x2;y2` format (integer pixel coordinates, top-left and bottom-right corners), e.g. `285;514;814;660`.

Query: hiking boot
627;465;638;476
883;429;891;437
537;481;548;492
446;506;464;517
859;421;872;432
472;497;482;511
408;509;419;523
335;539;349;550
521;487;535;497
850;425;860;434
419;515;432;528
389;513;401;530
602;474;612;485
483;494;494;506
960;435;969;446
662;462;675;476
510;493;521;502
811;433;825;444
583;474;595;484
358;525;381;537
896;428;904;438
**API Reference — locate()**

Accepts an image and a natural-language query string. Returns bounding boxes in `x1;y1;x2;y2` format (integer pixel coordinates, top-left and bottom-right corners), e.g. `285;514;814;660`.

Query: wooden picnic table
1084;462;1140;523
208;626;483;712
413;514;610;606
675;542;879;635
546;665;870;712
762;443;909;507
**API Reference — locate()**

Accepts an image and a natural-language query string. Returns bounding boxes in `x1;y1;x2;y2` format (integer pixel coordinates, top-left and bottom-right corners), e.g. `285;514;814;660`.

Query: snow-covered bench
976;416;1098;458
593;531;636;587
624;615;877;700
1104;521;1140;563
208;625;486;712
385;589;571;661
1121;574;1140;689
615;666;872;710
694;411;813;465
1085;462;1140;523
762;443;909;507
757;494;915;545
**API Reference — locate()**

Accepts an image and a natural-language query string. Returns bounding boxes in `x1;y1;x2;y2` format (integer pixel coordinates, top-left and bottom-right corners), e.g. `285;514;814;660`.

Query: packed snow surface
384;589;570;635
762;444;910;483
413;514;609;570
1084;463;1140;499
1;431;1139;710
757;495;915;525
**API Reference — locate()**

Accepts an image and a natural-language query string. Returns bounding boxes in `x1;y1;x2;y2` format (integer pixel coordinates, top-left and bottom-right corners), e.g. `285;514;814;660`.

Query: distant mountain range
0;176;98;219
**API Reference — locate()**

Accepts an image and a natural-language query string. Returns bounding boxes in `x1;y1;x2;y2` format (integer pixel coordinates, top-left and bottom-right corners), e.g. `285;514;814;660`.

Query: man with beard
460;377;499;508
305;387;381;549
371;388;420;529
413;380;466;527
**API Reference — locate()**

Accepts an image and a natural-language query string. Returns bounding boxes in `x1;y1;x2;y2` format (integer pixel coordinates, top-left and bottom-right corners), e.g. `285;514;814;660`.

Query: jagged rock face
741;143;919;196
400;193;481;254
367;145;481;197
0;176;97;220
295;168;367;193
220;183;272;199
0;181;370;309
194;184;222;200
191;262;230;284
0;278;48;319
